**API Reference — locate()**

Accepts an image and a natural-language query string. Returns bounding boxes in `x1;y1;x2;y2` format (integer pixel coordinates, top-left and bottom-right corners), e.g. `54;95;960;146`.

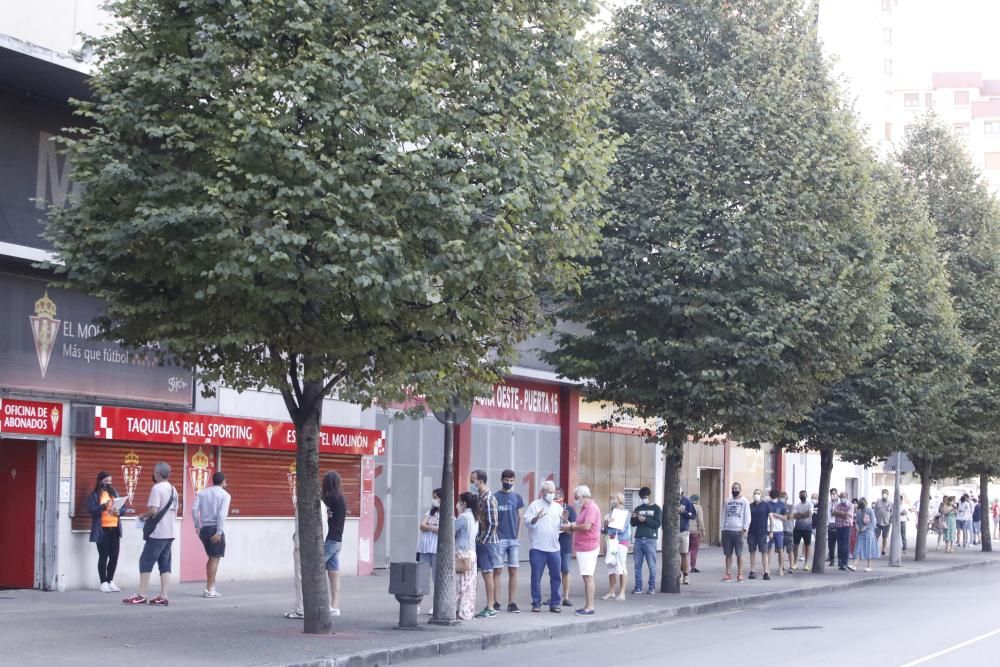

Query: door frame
697;466;723;547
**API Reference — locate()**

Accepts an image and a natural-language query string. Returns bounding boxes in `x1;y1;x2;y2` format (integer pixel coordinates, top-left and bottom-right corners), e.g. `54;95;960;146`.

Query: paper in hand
111;496;128;512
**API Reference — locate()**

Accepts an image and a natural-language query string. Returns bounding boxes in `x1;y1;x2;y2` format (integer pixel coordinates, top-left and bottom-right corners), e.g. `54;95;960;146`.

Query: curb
286;558;998;667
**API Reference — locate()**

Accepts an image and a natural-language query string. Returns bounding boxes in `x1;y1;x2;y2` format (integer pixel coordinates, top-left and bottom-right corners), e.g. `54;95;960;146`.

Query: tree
898;117;1000;555
45;0;612;633
785;165;968;566
547;0;886;593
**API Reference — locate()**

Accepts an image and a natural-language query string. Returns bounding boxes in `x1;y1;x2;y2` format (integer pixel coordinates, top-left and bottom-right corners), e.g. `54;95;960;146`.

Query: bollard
388;562;430;630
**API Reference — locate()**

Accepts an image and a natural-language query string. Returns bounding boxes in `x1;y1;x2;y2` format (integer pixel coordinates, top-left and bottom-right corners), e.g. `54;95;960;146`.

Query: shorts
747;532;768;554
722;530;744;557
560;550;572;574
324;539;342;571
677;531;690;554
139;537;173;574
576;548;599;576
875;524;891;539
476;542;504;573
793;528;812;546
783;532;794;552
769;531;784;551
199;525;226;558
498;538;520;568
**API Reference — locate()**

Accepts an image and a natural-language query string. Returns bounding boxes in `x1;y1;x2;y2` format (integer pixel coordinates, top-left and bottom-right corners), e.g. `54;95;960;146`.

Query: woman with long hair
86;471;123;592
322;471;346;616
849;498;878;572
417;488;442;614
455;491;479;620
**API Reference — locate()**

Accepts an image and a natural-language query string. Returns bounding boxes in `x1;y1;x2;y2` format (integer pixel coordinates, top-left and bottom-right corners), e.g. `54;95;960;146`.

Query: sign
0;273;194;408
0;398;62;437
87;405;386;457
472;380;562;426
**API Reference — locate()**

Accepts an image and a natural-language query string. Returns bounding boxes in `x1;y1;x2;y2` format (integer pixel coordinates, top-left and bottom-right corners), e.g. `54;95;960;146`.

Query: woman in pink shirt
565;485;601;615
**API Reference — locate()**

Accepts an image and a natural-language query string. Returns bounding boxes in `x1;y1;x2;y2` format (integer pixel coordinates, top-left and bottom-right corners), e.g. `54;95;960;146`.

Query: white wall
0;0;108;58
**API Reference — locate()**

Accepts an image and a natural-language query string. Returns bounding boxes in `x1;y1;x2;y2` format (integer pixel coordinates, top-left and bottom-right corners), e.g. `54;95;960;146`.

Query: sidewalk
2;546;997;667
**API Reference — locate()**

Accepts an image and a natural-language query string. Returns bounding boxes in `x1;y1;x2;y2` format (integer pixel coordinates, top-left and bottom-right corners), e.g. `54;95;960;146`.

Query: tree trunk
980;472;992;553
659;429;683;594
811;446;834;574
914;459;932;562
291;377;332;634
430;414;458;624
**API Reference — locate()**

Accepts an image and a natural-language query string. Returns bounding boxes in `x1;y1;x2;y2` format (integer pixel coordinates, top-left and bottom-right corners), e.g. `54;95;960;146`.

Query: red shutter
73;441;185;531
218;449;360;518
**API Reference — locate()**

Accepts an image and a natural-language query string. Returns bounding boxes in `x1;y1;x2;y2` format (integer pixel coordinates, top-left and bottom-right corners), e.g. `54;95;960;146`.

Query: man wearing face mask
791;490;814;571
826;488;840;566
873;489;893;556
747;489;771;580
832;492;854;570
470;470;501;618
630;486;661;594
493;470;525;612
524;481;563;613
721;482;751;582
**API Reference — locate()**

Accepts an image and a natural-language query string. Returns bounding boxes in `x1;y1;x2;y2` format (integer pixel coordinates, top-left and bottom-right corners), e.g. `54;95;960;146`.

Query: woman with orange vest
87;471;123;593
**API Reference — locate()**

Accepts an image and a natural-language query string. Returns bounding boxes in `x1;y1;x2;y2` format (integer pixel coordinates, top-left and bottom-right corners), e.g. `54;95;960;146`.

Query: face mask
544;493;555;503
639;498;648;505
456;504;464;513
800;495;807;502
575;500;583;509
470;483;479;494
431;499;440;508
839;496;847;501
753;494;762;502
502;482;513;491
102;482;111;489
882;494;889;500
732;489;740;498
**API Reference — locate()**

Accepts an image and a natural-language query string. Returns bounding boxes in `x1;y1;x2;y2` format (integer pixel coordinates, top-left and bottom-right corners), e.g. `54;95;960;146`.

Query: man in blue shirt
493;469;525;613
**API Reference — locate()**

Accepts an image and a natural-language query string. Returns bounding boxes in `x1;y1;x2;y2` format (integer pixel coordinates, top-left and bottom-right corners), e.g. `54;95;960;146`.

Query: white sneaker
107;581;121;592
99;582;111;593
202;589;222;598
329;608;341;616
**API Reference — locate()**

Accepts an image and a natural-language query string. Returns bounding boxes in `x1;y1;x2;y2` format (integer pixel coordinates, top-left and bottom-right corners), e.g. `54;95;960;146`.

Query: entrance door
0;439;38;588
700;468;722;547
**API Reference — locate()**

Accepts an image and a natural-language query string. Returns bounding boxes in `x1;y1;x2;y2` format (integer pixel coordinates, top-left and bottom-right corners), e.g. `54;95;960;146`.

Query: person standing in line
971;497;981;546
766;489;787;576
602;492;631;599
944;496;958;553
87;471;123;593
123;462;177;606
826;488;840;566
689;494;705;574
630;486;661;594
832;492;854;571
470;469;501;618
873;489;893;556
493;469;524;613
991;499;999;539
721;482;751;582
524;481;563;613
192;471;231;598
565;485;600;615
791;490;813;572
284;504;305;619
779;492;795;575
555;488;576;606
322;471;347;617
848;498;878;572
455;491;480;620
417;488;441;614
747;489;771;580
676;489;697;586
899;496;910;552
957;494;972;548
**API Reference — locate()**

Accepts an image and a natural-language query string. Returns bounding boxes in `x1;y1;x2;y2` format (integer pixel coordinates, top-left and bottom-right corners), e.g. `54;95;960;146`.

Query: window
985;153;1000;170
883;27;892;45
985;121;1000;135
903;93;920;108
884;59;893;76
954;124;970;137
955;91;971;106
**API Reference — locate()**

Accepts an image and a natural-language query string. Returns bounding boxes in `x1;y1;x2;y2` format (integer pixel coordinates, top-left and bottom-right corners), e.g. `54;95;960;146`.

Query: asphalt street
408;564;1000;667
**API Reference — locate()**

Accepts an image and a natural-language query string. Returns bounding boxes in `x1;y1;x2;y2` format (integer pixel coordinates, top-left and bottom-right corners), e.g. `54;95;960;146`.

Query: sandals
284;611;305;619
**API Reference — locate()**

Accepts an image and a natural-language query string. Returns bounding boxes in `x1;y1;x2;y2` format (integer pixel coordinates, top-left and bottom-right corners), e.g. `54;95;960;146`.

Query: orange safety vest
100;490;119;529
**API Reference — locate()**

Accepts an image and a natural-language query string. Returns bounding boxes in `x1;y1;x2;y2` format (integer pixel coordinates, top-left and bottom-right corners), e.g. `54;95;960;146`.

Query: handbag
455;552;473;573
605;536;619;566
142;488;176;541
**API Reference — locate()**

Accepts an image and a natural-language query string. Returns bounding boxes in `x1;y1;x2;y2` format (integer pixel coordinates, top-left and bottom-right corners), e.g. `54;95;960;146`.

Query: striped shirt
477;490;500;544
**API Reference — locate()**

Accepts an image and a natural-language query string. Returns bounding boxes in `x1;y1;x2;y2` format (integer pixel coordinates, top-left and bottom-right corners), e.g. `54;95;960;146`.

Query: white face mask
456;503;464;514
639;498;648;505
753;494;762;502
431;499;440;508
544;493;555;503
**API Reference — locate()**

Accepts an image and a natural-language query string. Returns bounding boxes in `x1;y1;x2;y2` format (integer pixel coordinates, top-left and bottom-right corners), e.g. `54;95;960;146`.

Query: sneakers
722;573;733;582
690;567;700;573
681;575;689;585
762;572;771;581
99;582;111;593
632;587;642;595
107;581;121;592
202;589;222;598
122;595;147;605
493;602;501;612
149;596;169;606
531;605;541;613
602;592;616;600
329;608;341;617
507;603;520;614
646;588;656;595
475;607;498;618
562;599;573;606
574;608;595;616
748;571;756;580
616;591;627;600
549;606;561;613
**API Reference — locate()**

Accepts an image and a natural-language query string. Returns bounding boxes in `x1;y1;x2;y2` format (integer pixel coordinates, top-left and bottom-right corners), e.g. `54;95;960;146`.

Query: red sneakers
122;595;147;605
148;596;169;606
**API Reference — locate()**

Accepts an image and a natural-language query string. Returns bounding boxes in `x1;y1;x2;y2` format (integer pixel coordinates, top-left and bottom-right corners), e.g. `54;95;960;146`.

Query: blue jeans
528;549;561;607
836;527;851;567
633;536;657;591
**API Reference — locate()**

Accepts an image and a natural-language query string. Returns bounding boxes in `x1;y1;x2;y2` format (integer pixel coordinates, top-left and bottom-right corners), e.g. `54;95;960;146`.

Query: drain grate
772;626;822;631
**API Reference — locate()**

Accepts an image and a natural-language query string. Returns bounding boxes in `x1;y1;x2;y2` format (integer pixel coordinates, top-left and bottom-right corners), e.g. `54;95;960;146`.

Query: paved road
408;565;1000;667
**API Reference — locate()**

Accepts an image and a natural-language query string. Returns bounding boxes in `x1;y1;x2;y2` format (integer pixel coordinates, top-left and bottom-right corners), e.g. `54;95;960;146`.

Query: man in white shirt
524;480;563;613
721;482;751;582
123;461;177;606
193;471;232;598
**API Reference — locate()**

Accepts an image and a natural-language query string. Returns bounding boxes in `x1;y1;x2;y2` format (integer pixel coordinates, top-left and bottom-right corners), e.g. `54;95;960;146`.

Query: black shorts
793;528;812;546
199;525;226;558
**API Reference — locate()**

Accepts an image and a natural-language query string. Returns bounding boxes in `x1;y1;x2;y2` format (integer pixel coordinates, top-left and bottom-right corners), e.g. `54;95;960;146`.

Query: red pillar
453;419;473;501
559;387;580;497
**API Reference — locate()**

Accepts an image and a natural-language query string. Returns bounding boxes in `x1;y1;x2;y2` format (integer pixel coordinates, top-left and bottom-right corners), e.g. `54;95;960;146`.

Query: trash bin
389;562;430;629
